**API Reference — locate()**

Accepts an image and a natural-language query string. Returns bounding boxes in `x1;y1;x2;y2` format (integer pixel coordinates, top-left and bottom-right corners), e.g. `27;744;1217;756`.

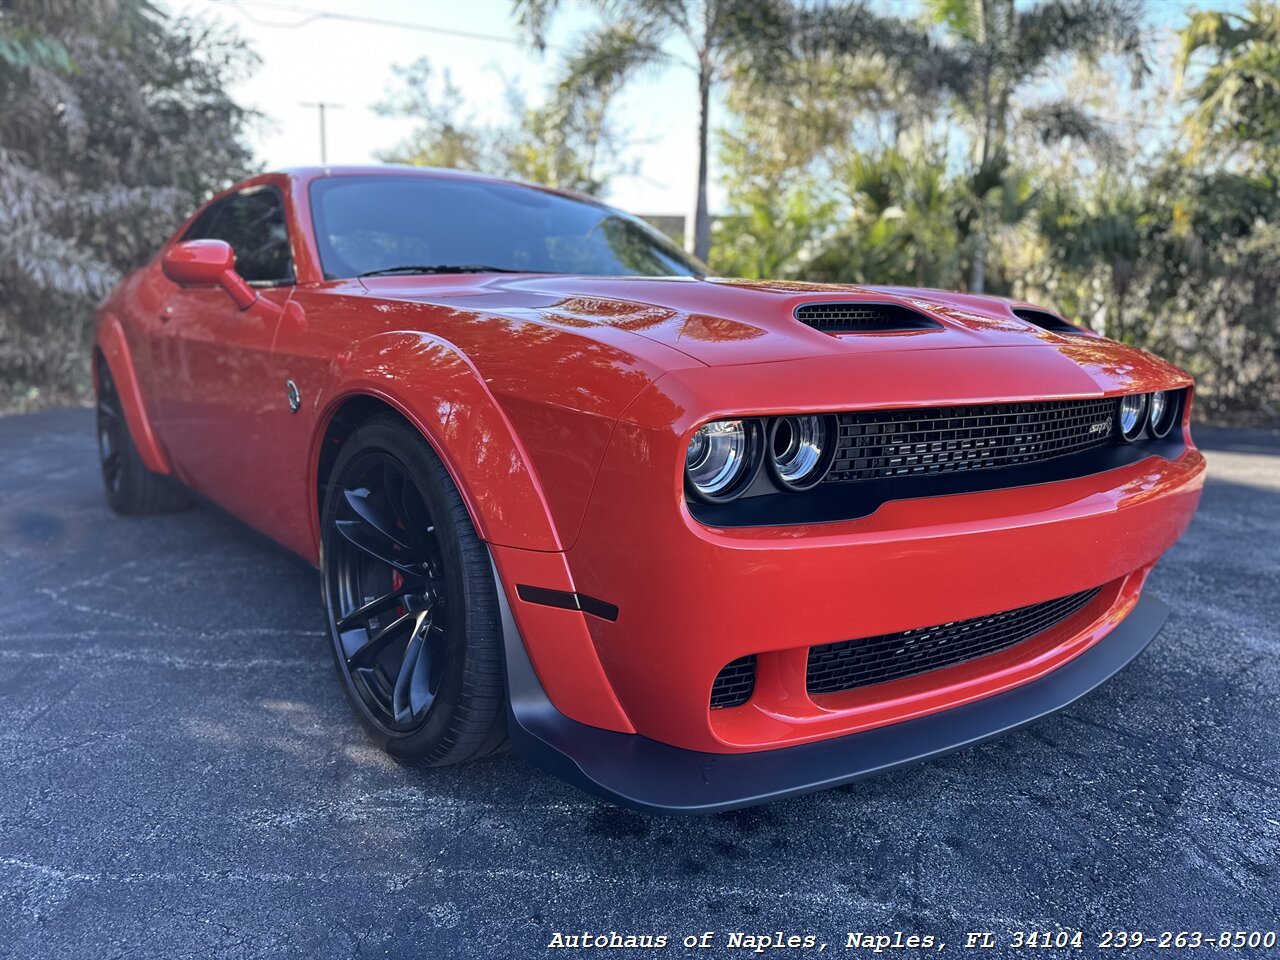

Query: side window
181;200;226;241
207;188;294;284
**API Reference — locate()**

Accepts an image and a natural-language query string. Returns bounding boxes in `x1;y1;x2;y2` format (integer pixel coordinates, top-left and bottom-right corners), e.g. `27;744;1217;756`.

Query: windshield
308;175;704;280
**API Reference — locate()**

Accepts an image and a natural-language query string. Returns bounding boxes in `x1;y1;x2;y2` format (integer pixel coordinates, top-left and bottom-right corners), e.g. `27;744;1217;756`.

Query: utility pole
300;101;343;164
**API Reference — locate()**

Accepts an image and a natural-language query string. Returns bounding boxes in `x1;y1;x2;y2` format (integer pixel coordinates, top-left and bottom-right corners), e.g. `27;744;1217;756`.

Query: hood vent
1013;308;1086;334
794;301;941;334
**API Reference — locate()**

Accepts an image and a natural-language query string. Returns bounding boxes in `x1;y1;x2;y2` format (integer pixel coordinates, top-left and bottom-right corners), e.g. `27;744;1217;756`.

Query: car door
154;185;296;530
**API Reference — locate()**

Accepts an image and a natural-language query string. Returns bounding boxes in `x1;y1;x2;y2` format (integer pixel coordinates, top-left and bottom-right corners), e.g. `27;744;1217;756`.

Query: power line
217;0;562;51
1091;113;1183;131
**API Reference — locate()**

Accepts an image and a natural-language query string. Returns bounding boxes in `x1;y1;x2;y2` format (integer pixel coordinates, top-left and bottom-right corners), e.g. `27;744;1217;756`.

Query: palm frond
559;18;677;99
1176;9;1249;85
0;29;76;73
922;0;985;45
616;0;690;35
1015;0;1148;86
1176;1;1280;160
715;0;795;73
1022;99;1115;151
512;0;562;51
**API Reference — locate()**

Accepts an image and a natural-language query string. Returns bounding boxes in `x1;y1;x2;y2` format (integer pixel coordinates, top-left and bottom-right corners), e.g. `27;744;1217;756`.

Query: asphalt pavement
1;408;1277;959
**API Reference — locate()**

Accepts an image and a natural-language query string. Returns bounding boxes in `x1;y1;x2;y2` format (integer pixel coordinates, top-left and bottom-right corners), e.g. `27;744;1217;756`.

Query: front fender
310;332;638;733
94;312;171;475
311;330;562;553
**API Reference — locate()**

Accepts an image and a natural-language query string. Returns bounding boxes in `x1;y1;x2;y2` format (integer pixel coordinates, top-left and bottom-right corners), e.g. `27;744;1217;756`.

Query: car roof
275;164;600;207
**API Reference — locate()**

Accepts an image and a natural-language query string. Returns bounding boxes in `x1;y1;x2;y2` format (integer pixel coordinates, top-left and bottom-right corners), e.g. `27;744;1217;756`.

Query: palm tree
513;0;790;262
1175;0;1280;169
1036;180;1145;340
922;0;1148;292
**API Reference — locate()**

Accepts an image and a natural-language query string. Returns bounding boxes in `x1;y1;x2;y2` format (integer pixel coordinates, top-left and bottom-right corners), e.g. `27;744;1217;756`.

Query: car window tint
181;200;225;241
206;188;293;284
308;176;703;280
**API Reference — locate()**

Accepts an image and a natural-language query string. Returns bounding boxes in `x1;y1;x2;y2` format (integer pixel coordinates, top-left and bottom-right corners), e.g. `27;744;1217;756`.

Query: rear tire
320;413;508;766
95;355;190;515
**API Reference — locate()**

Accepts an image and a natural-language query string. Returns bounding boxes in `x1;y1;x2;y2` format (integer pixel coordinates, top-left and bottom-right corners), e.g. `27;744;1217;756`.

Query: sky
168;0;703;214
166;0;1253;217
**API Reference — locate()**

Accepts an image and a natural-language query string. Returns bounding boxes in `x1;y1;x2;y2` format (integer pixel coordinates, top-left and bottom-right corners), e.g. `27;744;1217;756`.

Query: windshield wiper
358;264;543;277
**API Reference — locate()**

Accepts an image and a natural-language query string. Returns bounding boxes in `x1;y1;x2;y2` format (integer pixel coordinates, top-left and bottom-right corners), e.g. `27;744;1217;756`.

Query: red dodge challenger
94;166;1205;812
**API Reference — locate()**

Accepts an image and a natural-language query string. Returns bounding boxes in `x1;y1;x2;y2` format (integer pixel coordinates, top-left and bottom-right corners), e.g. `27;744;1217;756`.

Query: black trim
710;655;757;709
516;584;619;622
794;301;942;333
825;397;1117;484
1148;389;1182;439
494;558;1169;814
690;432;1186;528
1012;308;1087;335
808;587;1101;695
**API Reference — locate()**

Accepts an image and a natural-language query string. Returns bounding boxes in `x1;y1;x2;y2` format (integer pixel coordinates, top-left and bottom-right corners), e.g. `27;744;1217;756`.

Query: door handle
160;305;173;323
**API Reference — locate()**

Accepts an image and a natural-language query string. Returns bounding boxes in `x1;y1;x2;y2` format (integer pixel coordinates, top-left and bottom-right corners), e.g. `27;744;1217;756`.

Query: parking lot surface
1;408;1277;958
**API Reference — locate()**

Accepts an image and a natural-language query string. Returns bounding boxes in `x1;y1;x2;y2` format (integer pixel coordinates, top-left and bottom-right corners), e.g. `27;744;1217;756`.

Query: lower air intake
807;587;1103;696
710;655;757;709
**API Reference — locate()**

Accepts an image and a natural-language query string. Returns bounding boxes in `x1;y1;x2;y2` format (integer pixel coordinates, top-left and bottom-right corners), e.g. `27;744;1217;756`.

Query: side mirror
162;240;256;310
162;239;235;286
159;238;306;332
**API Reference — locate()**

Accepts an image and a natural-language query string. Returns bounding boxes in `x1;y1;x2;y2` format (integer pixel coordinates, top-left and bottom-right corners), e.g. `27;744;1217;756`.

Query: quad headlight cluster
685;414;837;502
1118;389;1181;442
685;391;1184;503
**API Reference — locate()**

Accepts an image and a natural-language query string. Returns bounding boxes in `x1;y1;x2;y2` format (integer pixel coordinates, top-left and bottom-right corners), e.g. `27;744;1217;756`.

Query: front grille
825;398;1116;483
710;655;757;709
794;302;940;334
807;587;1102;696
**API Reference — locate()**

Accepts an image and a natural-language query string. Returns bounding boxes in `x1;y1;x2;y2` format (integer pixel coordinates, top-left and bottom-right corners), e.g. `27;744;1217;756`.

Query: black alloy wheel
321;414;507;764
328;451;450;731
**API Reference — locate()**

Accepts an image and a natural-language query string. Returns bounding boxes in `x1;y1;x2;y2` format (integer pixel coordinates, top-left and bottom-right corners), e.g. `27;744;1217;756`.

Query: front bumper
500;579;1170;814
490;353;1206;769
548;437;1203;753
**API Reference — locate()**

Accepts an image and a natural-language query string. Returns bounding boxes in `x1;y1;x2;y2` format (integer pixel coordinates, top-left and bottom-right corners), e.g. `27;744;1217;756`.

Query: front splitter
493;556;1168;814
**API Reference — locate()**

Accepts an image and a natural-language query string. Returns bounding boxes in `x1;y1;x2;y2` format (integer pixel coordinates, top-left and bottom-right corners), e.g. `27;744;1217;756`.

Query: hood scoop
1013;308;1087;335
794;301;941;335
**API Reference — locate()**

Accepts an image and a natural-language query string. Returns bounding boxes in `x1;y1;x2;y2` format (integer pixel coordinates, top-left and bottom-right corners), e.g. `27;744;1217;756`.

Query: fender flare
95;314;171;475
308;330;562;553
308;332;637;735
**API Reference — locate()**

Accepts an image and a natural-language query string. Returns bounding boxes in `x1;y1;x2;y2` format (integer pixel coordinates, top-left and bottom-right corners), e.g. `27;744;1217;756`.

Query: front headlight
1148;389;1179;438
685;419;760;500
768;414;834;490
1118;393;1148;442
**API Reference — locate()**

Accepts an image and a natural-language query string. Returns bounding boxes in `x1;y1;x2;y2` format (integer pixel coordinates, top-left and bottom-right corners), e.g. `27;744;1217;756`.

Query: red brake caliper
391;569;404;615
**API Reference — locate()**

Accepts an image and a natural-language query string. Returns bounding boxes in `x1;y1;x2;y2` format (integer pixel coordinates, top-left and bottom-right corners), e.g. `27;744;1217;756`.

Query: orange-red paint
94;167;1205;757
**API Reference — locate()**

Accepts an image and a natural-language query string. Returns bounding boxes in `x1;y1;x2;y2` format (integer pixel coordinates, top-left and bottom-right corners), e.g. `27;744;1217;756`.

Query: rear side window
183;187;293;284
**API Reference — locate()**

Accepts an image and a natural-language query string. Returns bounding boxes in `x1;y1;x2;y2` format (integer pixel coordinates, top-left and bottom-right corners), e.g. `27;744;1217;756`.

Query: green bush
0;0;255;411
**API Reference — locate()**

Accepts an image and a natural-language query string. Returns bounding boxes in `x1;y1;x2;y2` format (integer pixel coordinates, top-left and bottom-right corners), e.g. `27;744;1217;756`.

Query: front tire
95;356;190;515
320;414;507;765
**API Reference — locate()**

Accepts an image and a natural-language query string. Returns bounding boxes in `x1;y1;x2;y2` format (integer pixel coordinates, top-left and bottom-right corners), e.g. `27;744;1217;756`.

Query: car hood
358;274;1181;389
